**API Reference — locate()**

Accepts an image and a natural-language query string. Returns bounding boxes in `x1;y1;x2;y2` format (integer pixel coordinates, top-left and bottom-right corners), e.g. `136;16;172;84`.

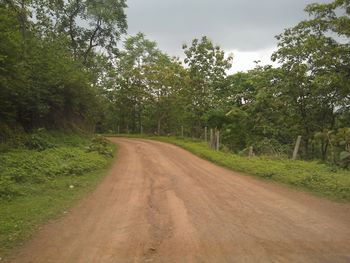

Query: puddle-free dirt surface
9;138;350;262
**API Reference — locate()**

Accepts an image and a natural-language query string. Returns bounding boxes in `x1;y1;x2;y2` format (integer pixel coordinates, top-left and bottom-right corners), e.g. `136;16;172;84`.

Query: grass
0;132;116;258
107;134;350;202
2;132;348;258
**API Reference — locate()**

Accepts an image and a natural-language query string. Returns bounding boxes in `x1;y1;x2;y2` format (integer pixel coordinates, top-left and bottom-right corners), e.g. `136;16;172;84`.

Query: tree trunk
157;119;161;136
321;140;329;161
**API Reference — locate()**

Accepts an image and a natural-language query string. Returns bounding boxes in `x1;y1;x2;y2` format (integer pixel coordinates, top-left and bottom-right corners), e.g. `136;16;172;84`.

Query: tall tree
110;33;162;133
183;36;233;135
33;0;128;63
272;0;350;156
143;55;189;135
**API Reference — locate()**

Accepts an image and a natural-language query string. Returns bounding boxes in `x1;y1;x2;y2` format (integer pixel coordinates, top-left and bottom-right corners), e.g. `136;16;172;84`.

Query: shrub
87;136;113;157
0;134;113;201
24;129;55;151
340;151;350;169
0;176;20;201
253;138;292;158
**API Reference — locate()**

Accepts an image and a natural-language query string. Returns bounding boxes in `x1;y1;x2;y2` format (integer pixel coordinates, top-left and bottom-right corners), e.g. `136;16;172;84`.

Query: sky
125;0;330;73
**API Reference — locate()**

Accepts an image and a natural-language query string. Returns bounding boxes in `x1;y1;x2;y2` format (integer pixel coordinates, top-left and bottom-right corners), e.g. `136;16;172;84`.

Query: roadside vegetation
112;135;350;202
0;0;349;256
1;0;349;168
0;131;115;258
97;0;349;169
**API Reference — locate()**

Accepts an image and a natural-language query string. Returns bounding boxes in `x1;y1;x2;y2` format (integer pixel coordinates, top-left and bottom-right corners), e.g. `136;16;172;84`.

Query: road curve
9;138;350;263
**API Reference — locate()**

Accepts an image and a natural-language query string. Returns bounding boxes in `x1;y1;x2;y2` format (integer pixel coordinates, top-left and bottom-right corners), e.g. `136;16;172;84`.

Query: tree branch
65;0;81;58
83;18;102;64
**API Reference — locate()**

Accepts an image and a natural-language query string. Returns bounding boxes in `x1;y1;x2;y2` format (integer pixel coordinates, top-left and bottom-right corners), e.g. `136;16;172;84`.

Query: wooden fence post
249;146;254;157
117;125;120;134
181;126;184;138
209;129;213;149
216;130;220;151
292;135;302;160
205;126;208;142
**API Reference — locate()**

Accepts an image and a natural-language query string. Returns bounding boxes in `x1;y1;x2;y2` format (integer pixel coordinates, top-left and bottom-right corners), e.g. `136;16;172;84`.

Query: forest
1;0;350;166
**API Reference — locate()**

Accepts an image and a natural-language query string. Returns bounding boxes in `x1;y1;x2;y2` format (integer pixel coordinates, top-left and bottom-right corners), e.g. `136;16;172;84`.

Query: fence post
216;130;220;151
205;126;208;142
209;129;213;149
181;126;184;138
249;146;254;157
141;125;143;135
292;135;302;160
117;125;120;134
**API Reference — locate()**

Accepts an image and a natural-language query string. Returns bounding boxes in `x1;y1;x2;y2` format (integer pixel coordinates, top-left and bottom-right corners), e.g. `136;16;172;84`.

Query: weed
0;133;115;258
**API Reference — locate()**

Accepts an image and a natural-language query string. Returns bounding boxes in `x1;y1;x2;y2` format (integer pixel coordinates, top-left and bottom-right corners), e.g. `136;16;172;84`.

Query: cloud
229;47;279;73
125;0;330;71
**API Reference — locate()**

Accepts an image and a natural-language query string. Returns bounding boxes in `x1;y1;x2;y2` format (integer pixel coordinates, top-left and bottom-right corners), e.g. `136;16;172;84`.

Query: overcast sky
125;0;330;73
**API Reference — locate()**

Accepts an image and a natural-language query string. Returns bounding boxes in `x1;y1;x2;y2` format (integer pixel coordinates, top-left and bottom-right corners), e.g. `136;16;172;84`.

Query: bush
87;136;113;157
340;151;350;169
0;123;13;143
24;129;56;151
0;133;115;257
0;125;26;152
0;134;113;201
0;176;20;201
253;138;292;158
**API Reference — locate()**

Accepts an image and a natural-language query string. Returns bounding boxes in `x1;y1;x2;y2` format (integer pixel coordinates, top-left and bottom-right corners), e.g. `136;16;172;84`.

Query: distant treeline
0;0;349;165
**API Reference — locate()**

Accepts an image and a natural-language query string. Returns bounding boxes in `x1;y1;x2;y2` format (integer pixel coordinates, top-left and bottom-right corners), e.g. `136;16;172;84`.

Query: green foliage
271;0;350;159
182;36;233;135
2;0;349;167
0;133;115;257
0;2;121;133
31;0;127;63
334;128;350;168
3;0;348;168
340;151;350;168
0;134;111;201
24;129;55;151
87;136;114;157
252;138;292;158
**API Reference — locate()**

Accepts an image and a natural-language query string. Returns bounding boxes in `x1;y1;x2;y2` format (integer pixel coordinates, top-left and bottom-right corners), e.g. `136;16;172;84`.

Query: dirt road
10;138;350;263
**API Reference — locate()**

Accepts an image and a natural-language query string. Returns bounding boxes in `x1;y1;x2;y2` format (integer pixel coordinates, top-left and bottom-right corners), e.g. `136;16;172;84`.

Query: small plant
253;138;291;158
24;129;55;151
0;176;20;201
340;151;350;169
335;128;350;169
0;134;114;201
0;133;115;256
87;136;113;157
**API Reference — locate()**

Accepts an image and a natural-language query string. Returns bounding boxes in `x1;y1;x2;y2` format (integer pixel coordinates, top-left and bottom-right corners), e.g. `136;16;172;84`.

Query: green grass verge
0;133;116;258
108;134;350;202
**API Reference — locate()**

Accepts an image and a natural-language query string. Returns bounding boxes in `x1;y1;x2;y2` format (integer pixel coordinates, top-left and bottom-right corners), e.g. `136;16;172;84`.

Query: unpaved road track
9;138;350;263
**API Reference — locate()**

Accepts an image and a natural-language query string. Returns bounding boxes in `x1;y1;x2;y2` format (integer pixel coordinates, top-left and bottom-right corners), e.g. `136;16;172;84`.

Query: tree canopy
1;0;349;166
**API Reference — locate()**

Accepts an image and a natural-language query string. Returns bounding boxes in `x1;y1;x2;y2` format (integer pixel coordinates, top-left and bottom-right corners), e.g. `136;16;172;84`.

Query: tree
0;2;106;133
33;0;128;63
106;33;163;133
0;3;24;124
272;0;350;157
183;36;233;135
143;55;188;135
